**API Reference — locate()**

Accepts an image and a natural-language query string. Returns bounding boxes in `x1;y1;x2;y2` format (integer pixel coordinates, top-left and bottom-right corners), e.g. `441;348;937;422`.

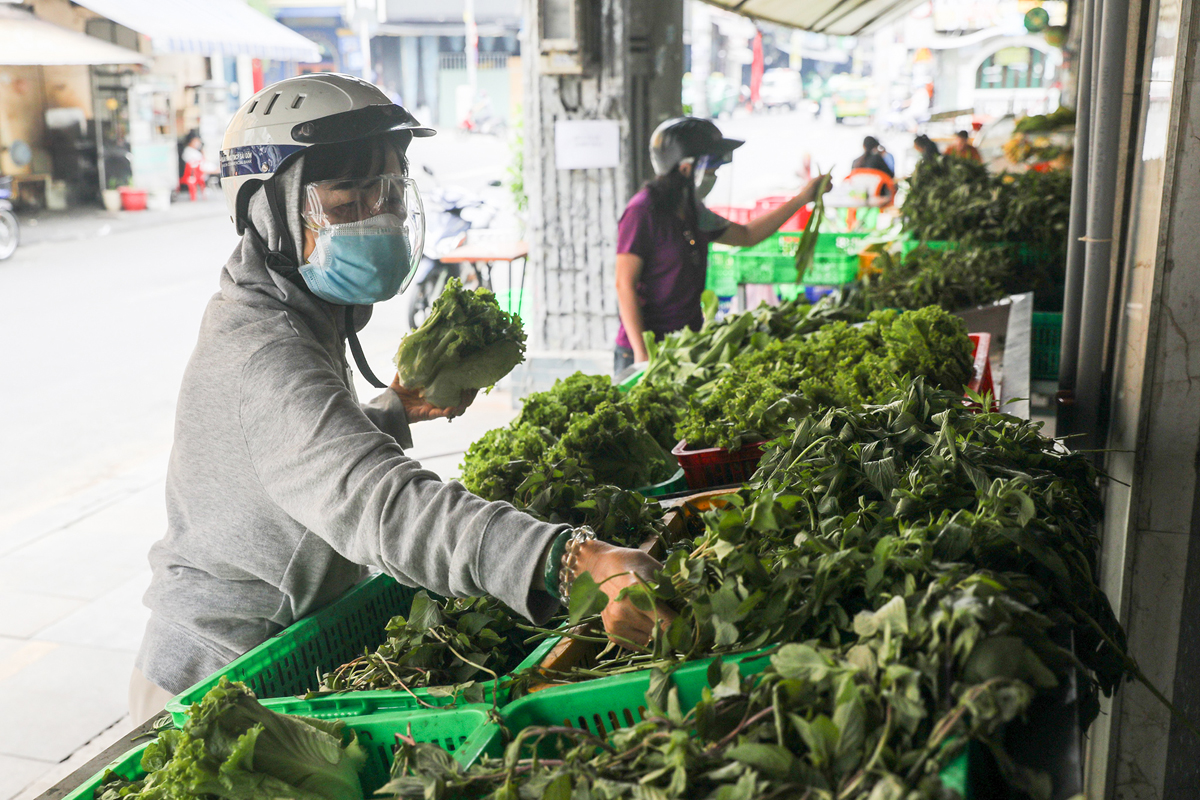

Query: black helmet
649;117;744;177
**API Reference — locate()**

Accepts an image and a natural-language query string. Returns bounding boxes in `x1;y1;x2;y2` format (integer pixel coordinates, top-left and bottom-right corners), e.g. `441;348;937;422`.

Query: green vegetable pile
862;243;1010;313
639;293;865;396
901;156;1007;243
898;157;1072;312
1014;106;1075;134
676;307;975;450
380;381;1135;800
459;373;678;503
313;592;525;703
394;277;526;409
98;678;366;800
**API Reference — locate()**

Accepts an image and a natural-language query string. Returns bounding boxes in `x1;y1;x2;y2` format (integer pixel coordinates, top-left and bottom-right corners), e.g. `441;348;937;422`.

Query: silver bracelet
558;526;597;605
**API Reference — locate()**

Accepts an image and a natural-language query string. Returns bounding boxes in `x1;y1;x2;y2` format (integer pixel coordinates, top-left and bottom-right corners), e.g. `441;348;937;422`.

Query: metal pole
1058;0;1096;406
1075;0;1129;448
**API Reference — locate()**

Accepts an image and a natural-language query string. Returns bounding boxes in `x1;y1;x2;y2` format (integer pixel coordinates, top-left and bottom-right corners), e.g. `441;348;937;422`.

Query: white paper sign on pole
554;119;621;170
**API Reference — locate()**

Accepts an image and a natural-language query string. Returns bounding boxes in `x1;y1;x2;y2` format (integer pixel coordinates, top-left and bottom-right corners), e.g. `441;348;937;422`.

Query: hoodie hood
218;154;372;346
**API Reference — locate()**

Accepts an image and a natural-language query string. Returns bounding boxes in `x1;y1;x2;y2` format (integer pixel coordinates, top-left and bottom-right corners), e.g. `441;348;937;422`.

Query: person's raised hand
799;172;833;205
390;375;477;422
572;539;676;649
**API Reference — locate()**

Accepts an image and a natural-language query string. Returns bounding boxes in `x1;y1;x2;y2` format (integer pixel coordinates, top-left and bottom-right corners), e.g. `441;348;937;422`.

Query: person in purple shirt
614;117;829;373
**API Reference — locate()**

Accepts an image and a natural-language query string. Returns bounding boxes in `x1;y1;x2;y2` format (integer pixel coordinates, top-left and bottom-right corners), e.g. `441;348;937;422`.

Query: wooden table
440;240;529;316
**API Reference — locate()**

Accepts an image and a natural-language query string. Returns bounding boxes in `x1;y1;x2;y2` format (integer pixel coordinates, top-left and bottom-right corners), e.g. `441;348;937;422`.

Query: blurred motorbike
0;176;19;261
406;165;499;328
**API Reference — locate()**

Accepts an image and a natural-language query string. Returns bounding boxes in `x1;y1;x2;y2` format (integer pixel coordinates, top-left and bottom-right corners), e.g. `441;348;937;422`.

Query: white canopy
699;0;928;36
73;0;322;62
0;6;147;66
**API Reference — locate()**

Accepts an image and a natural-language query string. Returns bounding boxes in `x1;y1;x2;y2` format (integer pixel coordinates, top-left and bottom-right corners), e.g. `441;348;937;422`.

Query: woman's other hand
390;375;477;422
799;172;833;205
572;539;677;649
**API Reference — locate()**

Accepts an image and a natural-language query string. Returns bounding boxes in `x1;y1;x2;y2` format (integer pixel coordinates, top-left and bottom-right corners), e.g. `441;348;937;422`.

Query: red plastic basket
752;195;811;231
671;439;766;490
707;205;754;225
119;186;148;211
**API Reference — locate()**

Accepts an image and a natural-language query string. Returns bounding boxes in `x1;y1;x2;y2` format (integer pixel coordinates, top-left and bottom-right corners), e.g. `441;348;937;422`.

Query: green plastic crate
731;233;863;287
473;648;775;761
706;248;739;296
472;647;968;796
64;705;496;800
801;252;860;285
1031;312;1063;382
165;575;510;726
616;366;645;393
772;261;799;283
636;468;688;497
493;288;526;324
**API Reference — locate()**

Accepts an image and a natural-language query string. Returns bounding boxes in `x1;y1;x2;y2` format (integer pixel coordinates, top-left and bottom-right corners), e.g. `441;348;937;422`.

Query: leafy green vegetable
460;372;679;502
639;293;866;396
514;372;621;435
419;380;1129;799
625;379;687;450
863;243;1010;312
459;424;554;502
547;401;676;488
677;307;974;449
98;678;366;799
314;592;523;702
394;277;526;408
1013;106;1075;134
901;155;1007;243
509;459;666;548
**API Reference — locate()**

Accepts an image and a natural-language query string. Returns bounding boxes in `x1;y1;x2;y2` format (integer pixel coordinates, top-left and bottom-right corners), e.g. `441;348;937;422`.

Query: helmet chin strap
344;305;388;389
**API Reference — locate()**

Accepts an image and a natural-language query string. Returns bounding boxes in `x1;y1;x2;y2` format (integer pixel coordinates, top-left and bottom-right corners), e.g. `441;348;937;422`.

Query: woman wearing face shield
129;74;674;722
613;117;830;373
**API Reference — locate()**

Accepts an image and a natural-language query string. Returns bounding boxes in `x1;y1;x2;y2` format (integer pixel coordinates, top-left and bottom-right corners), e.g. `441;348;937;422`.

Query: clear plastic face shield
687;153;732;199
302;173;425;283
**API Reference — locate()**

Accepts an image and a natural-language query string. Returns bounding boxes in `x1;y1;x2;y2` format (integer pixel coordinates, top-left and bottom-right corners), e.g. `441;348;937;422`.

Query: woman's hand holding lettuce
393;277;526;411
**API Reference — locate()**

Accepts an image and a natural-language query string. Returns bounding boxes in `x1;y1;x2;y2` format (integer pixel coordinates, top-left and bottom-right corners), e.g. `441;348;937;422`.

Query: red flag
750;30;764;107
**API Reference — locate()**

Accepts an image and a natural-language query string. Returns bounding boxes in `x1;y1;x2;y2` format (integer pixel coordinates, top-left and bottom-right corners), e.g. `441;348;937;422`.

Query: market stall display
54;100;1152;800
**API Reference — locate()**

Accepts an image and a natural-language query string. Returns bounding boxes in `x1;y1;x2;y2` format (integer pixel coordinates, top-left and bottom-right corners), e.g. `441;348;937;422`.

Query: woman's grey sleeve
239;338;563;623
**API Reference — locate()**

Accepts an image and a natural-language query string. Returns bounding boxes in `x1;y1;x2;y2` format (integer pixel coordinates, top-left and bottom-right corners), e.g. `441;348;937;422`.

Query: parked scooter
0;176;19;261
406;165;499;328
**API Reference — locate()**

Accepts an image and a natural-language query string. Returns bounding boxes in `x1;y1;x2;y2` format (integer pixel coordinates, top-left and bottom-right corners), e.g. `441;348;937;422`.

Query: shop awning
0;6;147;65
73;0;322;62
699;0;928;36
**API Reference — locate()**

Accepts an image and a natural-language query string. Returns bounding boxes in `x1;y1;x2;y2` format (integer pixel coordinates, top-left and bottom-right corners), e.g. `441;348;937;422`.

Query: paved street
0;112;875;798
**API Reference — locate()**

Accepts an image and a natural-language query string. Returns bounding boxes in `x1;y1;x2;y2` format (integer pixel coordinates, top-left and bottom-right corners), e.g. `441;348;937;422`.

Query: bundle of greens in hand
394;278;526;409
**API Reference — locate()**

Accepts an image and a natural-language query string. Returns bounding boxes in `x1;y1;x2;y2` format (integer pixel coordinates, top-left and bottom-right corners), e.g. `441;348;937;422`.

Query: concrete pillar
689;2;711;118
419;35;439;125
522;0;683;352
400;36;419;110
1082;0;1200;796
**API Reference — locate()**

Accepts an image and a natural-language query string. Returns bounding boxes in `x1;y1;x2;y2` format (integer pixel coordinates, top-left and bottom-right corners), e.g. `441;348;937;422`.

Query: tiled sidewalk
1;391;519;800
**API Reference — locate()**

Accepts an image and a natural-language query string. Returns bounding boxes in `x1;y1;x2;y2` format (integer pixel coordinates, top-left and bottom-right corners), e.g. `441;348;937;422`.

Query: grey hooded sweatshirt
137;157;563;694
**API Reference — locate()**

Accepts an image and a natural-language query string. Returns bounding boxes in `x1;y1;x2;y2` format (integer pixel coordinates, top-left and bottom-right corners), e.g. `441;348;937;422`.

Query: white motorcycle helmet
220;73;434;237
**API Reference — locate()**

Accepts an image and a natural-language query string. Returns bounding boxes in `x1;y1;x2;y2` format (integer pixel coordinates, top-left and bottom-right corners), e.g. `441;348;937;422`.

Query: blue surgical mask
300;213;414;305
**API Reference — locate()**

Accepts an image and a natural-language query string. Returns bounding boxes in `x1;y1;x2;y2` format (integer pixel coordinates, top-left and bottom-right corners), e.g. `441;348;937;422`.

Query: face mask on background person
696;171;718;199
300;214;414;305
